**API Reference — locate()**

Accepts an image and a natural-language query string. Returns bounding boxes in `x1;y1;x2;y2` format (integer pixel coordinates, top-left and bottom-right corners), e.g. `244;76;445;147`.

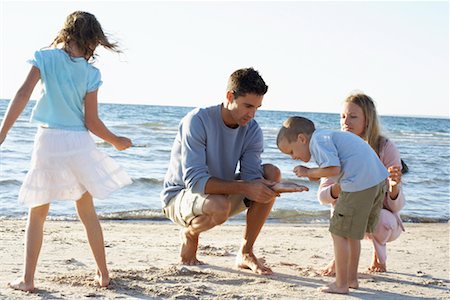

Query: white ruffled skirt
19;127;132;208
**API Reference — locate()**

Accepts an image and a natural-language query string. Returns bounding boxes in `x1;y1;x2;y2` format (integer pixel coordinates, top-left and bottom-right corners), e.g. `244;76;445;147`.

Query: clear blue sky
1;1;448;117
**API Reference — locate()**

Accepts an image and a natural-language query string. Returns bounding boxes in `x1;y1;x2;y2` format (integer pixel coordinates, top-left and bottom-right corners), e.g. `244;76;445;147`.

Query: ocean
0;100;449;223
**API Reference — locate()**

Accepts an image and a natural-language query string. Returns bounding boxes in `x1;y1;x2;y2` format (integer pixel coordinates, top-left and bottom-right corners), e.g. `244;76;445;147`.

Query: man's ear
226;90;235;104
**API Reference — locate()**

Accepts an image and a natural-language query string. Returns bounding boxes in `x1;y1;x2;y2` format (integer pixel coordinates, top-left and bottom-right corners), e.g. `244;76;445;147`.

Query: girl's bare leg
8;204;50;292
75;192;109;287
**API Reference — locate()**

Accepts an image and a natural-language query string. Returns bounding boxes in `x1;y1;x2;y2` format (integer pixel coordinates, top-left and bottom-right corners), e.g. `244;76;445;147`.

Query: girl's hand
113;136;132;151
0;133;6;146
293;165;309;178
388;165;402;187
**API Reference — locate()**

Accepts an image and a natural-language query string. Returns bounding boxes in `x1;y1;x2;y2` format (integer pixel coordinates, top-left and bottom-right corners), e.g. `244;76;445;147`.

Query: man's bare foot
7;278;34;292
318;282;349;294
95;270;110;287
180;228;204;265
320;259;336;277
236;252;272;275
368;260;387;272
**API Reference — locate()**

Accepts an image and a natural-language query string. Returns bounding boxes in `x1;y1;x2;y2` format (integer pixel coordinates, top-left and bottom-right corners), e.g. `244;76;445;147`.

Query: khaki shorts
162;189;248;227
329;181;386;240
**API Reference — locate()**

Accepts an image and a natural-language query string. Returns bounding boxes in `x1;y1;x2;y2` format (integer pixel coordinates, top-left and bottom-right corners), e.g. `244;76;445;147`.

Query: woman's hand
387;165;401;199
388;165;402;187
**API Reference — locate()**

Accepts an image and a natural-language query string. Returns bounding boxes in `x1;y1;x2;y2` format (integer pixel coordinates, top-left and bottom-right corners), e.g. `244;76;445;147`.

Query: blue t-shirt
309;129;389;192
28;48;102;131
161;104;264;205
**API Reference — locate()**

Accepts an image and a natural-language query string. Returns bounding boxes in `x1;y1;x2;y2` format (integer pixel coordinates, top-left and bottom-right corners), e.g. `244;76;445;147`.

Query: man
161;67;281;275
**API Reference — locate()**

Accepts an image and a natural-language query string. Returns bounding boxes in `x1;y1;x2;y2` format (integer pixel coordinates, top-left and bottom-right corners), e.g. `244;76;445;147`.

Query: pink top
317;138;405;230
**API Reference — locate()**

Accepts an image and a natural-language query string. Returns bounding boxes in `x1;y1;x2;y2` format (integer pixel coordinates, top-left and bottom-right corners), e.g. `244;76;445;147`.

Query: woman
318;93;405;275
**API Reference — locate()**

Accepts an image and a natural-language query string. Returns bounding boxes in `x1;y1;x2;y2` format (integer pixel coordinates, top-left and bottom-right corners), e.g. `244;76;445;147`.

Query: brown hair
51;11;120;61
277;116;315;146
227;68;268;98
344;93;384;155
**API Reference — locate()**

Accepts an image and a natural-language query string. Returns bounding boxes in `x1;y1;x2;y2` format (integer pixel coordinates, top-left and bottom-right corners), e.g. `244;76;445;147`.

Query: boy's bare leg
348;238;361;289
319;233;349;294
8;204;50;292
75;192;109;287
180;195;230;265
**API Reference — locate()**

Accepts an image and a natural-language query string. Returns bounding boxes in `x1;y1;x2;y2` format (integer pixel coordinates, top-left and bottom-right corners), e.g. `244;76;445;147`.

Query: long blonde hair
345;93;384;156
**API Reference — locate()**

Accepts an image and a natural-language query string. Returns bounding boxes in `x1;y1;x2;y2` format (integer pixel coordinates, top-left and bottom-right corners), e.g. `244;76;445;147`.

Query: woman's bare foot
180;228;204;265
95;270;110;287
318;282;349;294
320;259;336;276
236;252;272;275
7;278;34;292
368;259;387;272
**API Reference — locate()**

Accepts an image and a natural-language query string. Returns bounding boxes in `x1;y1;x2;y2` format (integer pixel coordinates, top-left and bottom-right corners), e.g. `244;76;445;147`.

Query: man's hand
244;179;279;203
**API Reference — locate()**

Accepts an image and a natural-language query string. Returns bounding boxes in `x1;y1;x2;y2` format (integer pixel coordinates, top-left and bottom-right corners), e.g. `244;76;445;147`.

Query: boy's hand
293;165;310;177
113;136;132;151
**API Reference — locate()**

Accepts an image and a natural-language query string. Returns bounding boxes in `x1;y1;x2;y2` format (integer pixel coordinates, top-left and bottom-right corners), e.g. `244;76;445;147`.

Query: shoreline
1;220;449;299
1;208;448;224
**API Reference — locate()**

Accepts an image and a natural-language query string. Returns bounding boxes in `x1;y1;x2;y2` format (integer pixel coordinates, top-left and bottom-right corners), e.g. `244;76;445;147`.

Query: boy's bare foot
7;279;34;292
318;282;349;294
368;260;387;272
320;259;336;276
348;280;359;289
95;270;110;287
180;228;204;265
236;252;273;275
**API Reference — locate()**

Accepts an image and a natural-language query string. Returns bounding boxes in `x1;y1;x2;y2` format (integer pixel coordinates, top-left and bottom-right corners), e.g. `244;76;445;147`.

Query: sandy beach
0;220;448;299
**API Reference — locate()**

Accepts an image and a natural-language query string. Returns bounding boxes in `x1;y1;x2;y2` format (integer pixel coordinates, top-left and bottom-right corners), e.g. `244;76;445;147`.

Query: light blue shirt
310;129;389;192
161;104;264;205
28;48;102;131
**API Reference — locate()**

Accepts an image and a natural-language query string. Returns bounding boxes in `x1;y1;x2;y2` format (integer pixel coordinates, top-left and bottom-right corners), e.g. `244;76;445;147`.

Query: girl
0;11;132;291
318;93;405;275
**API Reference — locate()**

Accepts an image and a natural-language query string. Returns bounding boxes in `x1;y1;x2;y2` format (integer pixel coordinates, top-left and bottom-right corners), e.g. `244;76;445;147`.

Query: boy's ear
297;133;307;144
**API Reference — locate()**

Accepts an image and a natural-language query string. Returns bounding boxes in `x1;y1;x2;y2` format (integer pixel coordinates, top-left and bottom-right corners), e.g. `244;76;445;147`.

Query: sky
1;1;449;117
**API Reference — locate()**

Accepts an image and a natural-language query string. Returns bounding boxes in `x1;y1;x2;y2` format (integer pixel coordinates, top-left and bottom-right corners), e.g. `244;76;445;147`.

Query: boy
276;116;389;294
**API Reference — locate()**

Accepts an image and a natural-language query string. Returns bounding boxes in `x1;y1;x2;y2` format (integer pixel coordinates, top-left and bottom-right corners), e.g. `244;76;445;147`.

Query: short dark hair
227;68;268;98
277;116;315;146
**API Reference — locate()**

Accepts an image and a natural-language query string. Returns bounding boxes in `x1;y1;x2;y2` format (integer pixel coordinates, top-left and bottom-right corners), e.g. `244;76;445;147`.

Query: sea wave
132;177;164;185
0;179;22;186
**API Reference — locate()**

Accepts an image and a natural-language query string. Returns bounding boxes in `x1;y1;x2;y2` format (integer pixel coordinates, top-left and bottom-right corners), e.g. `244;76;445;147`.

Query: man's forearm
204;177;248;195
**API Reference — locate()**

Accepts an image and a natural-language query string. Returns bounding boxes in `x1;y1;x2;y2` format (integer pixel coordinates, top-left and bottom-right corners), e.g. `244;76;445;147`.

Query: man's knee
263;163;281;182
204;195;232;225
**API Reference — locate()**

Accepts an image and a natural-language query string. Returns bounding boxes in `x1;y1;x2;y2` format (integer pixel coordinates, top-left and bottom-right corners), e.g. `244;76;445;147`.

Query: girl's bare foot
95;270;110;287
7;278;34;292
180;228;204;265
320;259;336;276
236;252;272;275
318;282;349;294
